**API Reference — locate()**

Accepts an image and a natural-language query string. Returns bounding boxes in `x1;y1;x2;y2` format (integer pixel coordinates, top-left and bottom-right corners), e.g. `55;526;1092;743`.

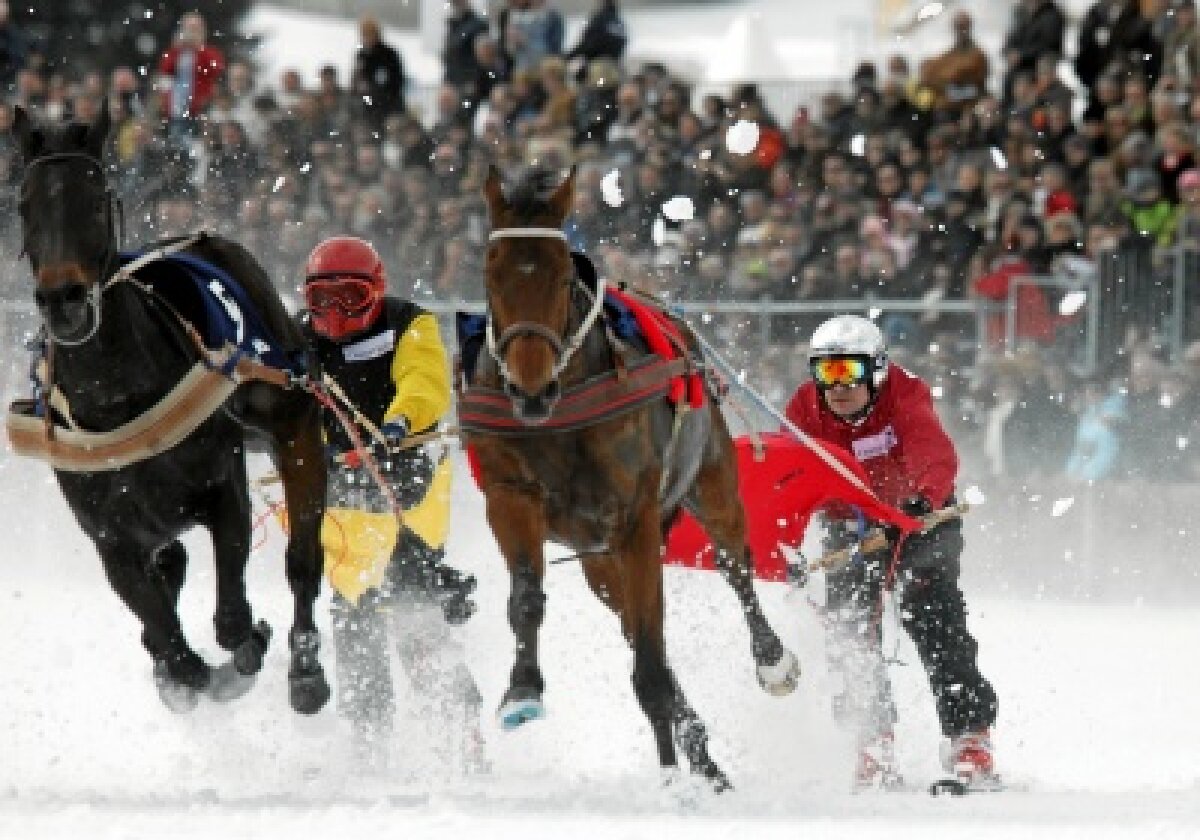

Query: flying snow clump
1051;497;1075;517
962;486;986;506
1059;290;1087;316
651;216;666;247
726;120;760;155
662;196;695;222
601;169;624;207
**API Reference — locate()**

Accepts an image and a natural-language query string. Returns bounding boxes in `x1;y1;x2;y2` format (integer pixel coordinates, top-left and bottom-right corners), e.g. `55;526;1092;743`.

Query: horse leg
99;539;208;712
688;459;800;696
209;461;254;652
204;476;272;703
615;504;731;791
485;486;549;730
141;540;187;656
274;403;331;715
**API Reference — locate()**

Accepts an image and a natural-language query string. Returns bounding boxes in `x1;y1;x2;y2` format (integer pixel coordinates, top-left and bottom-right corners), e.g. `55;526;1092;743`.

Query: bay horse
464;167;800;790
10;106;330;714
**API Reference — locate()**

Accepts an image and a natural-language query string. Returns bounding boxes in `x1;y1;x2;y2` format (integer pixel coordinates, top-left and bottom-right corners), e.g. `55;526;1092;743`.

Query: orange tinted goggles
810;356;869;387
304;278;377;315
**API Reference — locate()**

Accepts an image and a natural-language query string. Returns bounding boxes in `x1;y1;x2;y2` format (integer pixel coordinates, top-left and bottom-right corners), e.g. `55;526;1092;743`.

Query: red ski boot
934;728;1002;794
854;730;903;791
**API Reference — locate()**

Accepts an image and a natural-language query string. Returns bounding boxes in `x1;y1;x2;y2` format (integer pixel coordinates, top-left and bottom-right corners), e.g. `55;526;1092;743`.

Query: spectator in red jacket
157;12;224;141
784;314;998;791
973;223;1061;349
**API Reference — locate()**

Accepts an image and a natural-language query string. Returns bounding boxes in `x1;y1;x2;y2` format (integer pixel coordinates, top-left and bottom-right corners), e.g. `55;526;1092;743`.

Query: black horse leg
99;541;209;691
711;546;798;694
203;475;274;701
498;559;547;729
275;408;331;715
208;472;254;653
141;540;187;657
630;630;730;792
690;457;800;695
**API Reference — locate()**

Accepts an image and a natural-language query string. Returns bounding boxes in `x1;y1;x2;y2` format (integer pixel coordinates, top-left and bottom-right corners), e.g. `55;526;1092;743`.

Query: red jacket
158;43;225;118
783;363;958;511
972;255;1059;346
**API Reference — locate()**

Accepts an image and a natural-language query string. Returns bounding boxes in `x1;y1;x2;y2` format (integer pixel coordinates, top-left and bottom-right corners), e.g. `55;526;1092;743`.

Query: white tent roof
704;12;794;84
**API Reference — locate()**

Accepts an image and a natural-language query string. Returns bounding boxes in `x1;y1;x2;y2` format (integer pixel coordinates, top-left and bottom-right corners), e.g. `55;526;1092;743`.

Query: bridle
21;150;125;346
484;226;607;390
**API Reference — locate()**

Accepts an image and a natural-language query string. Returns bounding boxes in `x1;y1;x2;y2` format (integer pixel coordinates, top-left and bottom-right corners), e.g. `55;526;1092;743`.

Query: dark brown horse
10;106;330;714
464;167;799;790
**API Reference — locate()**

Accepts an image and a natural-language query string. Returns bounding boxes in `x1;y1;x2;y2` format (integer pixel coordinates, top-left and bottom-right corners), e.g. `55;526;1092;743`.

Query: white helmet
808;314;889;388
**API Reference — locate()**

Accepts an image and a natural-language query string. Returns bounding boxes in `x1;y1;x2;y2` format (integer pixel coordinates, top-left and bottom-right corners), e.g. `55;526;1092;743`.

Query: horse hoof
153;660;201;714
496;695;545;731
756;648;800;697
289;669;331;715
705;767;733;794
207;660;258;703
233;621;272;676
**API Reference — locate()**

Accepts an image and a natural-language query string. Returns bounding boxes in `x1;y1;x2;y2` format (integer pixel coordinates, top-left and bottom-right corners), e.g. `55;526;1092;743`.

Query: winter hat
1043;190;1079;217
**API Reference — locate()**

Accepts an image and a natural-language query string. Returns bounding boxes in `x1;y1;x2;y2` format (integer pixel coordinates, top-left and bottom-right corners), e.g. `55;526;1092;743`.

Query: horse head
482;164;577;424
14;102;116;345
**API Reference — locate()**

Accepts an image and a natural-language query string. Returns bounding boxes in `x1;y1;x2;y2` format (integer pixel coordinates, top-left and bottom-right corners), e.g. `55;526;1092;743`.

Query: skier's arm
890;374;958;508
384;313;451;433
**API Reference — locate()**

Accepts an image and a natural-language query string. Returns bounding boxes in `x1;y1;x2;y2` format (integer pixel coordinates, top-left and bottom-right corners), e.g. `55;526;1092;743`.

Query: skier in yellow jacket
299;235;481;770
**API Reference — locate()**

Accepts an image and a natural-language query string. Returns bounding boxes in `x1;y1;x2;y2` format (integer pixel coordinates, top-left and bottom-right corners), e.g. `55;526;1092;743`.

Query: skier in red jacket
784;314;998;790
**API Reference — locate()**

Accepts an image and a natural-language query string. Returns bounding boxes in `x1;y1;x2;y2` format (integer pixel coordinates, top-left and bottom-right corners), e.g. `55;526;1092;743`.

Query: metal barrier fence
1004;274;1101;376
0;295;985;399
1094;242;1200;369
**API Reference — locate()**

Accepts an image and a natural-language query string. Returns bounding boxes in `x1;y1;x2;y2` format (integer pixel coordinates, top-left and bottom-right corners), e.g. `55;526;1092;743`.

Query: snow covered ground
1;451;1199;838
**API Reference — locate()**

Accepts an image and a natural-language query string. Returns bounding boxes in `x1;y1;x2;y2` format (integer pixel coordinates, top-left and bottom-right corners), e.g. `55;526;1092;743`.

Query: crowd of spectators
2;0;1200;485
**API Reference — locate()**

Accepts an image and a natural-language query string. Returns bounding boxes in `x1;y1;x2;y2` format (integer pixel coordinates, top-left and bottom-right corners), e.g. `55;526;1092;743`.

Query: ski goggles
810;356;870;388
304;277;378;316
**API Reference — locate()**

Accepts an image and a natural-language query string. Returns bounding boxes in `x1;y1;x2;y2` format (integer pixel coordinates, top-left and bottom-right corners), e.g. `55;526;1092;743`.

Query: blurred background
2;0;1199;603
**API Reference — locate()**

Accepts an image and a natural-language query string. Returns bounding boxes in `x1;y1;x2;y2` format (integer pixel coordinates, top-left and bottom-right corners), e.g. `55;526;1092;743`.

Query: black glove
393;555;478;625
894;496;963;574
379;448;435;509
380;418;409;447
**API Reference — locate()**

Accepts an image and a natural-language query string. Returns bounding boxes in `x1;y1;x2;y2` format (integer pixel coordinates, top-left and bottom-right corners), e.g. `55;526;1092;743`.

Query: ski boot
934;728;1002;794
854;730;904;791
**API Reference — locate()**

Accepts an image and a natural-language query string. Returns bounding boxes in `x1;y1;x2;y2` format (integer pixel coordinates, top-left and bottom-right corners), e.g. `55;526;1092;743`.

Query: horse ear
547;165;576;222
484;165;508;221
85;98;111;157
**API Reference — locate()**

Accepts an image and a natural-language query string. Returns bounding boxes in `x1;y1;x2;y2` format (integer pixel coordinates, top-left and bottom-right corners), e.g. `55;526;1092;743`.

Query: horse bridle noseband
485;227;607;389
21;151;125;346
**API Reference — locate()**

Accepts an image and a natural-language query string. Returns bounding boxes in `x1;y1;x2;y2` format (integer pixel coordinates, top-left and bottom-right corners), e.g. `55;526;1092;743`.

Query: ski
928;775;1007;796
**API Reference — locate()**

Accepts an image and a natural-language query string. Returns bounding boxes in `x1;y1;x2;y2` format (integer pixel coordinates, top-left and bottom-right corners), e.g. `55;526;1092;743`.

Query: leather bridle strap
484;226;606;385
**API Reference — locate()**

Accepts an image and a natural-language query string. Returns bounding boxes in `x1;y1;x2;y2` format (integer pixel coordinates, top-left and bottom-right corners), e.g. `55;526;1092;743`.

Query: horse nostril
61;284;88;307
541;380;561;402
503;380;524;400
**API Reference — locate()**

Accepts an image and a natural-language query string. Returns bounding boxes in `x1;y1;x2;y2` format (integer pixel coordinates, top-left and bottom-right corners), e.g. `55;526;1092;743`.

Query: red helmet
303;236;387;339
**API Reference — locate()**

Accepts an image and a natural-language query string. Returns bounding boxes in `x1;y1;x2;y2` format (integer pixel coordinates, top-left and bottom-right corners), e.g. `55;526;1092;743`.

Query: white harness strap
48;234;205;347
107;234;204;286
487;228;569;242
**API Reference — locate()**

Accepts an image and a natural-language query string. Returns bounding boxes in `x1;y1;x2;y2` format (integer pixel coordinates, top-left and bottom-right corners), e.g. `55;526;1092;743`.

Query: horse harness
6;234;301;472
459;227;709;436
